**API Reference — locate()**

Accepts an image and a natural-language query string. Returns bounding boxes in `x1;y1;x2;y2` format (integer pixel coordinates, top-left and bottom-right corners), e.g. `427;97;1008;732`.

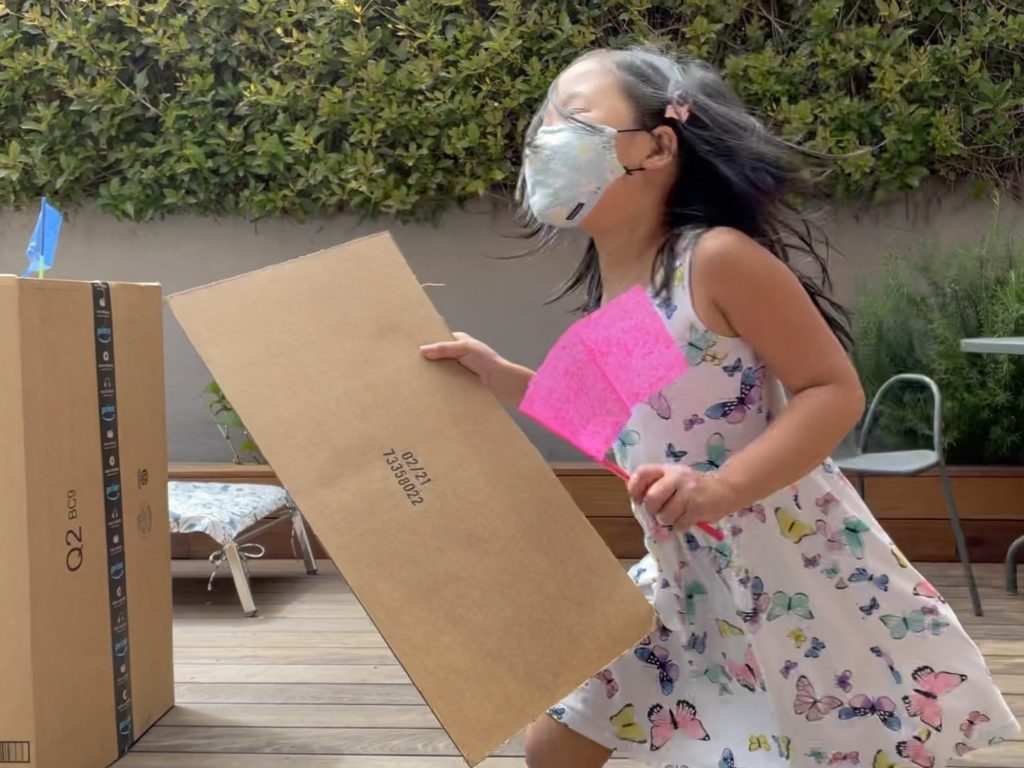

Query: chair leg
1005;535;1024;595
938;465;982;616
291;508;319;575
223;541;258;617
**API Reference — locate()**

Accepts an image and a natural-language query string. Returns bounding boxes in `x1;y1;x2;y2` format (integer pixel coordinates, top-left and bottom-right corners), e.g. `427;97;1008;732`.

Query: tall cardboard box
169;233;654;765
0;277;174;768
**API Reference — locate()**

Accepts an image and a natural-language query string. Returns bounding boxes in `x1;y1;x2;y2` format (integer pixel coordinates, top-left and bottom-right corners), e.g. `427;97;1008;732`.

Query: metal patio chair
834;374;982;617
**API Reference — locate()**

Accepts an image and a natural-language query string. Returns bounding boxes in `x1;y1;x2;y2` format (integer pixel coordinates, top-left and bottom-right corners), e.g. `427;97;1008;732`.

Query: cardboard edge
110;282;177;745
0;275;162;289
444;617;659;766
114;702;174;768
461;613;655;766
316;576;480;767
461;541;656;764
165;231;399;303
0;279;39;762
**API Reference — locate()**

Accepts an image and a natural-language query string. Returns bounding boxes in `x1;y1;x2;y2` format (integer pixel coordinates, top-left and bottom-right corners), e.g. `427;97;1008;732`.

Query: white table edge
960;337;1024;355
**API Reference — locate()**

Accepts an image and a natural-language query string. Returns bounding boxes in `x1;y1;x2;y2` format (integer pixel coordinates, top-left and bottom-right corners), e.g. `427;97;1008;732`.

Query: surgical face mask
523;122;648;228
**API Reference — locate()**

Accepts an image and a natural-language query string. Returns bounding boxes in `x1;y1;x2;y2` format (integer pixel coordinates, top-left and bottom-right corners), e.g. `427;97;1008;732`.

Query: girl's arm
486;362;535;407
421;333;534;407
690;227;865;509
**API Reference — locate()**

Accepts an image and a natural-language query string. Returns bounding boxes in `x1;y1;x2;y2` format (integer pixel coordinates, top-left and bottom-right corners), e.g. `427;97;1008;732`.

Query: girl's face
542;56;677;235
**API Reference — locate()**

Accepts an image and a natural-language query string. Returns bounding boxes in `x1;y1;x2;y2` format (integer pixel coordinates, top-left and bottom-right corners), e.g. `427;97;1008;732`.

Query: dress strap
670;226;707;317
674;226;707;269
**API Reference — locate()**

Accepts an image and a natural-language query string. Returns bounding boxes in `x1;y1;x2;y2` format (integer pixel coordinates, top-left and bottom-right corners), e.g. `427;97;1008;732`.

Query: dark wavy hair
517;47;853;350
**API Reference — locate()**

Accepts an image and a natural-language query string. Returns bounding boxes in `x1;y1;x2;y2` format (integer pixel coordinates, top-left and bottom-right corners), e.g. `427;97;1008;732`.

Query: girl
421;48;1019;768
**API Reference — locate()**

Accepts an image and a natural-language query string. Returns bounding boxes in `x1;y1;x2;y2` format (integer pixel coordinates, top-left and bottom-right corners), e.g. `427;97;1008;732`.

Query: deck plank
174;664;411;685
175;683;424;706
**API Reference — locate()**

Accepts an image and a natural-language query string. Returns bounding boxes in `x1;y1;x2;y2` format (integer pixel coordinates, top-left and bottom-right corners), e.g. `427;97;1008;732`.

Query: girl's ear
643;125;679;171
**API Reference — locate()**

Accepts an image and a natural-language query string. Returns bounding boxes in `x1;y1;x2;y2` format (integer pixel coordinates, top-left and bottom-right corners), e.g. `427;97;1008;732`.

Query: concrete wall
1;184;1022;462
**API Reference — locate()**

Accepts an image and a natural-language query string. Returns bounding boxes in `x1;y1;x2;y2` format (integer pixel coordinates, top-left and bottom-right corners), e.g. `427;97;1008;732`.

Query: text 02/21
383;449;432;506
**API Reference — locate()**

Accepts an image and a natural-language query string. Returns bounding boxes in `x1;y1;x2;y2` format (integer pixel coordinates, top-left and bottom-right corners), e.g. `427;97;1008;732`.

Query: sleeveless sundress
548;242;1020;768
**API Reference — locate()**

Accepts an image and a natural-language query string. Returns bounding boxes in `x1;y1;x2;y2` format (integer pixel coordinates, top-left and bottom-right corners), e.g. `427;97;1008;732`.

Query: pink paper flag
522;287;724;541
521;286;688;462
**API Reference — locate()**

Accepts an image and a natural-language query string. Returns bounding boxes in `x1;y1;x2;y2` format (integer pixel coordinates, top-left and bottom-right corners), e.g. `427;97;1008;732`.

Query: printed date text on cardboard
383;449;433;506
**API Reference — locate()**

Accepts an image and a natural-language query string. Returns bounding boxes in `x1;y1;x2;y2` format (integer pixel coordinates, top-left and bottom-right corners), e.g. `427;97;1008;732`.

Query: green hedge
0;1;1021;220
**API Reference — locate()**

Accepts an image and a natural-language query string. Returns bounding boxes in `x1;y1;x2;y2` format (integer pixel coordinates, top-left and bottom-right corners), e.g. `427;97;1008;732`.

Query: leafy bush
0;1;1021;220
853;232;1024;465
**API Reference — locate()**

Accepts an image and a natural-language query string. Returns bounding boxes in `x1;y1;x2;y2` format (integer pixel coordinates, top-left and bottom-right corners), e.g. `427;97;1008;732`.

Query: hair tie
664;101;690;124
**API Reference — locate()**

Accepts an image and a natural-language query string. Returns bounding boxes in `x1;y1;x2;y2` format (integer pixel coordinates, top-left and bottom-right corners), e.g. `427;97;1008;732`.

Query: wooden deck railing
169;462;1024;563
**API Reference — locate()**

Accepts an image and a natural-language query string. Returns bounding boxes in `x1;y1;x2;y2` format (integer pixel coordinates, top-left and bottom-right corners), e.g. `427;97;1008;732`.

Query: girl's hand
420;333;534;406
628;464;739;530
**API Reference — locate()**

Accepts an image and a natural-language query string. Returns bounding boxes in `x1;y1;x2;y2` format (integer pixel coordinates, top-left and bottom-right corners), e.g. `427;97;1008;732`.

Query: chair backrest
858;373;943;456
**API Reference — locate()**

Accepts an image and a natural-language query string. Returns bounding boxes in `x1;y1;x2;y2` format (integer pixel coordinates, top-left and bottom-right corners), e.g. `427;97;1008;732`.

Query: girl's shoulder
684;225;757;262
683;226;782;297
658;227;765;320
687;226;760;264
673;227;768;338
668;226;755;274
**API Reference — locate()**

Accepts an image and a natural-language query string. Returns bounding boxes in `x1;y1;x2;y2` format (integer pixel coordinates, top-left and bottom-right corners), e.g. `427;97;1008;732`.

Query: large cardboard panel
168;232;654;765
0;278;173;768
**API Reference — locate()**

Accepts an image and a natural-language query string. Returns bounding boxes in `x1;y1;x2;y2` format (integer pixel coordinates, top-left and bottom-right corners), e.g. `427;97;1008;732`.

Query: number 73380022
383;449;433;506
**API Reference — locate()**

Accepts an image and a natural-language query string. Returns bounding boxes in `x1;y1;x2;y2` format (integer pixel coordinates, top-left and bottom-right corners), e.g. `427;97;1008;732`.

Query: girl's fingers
678;473;701;499
422;332;477;359
656;492;688;528
641;474;678;516
667;473;701;525
420;340;466;359
628;464;665;501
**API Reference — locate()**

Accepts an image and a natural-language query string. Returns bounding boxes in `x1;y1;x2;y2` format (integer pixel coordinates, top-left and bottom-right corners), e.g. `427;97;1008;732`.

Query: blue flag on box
24;197;63;278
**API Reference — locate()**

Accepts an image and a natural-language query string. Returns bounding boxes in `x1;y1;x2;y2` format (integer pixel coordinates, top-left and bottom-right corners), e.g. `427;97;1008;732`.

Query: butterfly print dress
548;244;1019;767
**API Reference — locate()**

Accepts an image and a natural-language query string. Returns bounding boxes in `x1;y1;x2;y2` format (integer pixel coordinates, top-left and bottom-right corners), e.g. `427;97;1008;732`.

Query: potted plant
202;381;266;464
850;231;1024;561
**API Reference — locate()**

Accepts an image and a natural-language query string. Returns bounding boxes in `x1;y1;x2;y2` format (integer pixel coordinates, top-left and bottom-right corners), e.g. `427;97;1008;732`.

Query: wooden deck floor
118;561;1024;768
